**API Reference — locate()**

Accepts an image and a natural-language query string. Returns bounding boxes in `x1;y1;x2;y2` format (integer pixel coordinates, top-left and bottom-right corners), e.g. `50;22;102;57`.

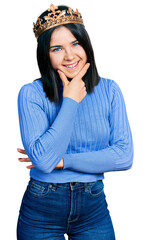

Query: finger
74;63;90;81
18;158;30;162
57;70;69;87
17;148;26;154
26;164;35;169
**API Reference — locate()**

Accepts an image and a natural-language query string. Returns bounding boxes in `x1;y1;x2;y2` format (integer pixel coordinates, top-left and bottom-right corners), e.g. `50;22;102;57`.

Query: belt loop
70;182;75;191
84;182;90;192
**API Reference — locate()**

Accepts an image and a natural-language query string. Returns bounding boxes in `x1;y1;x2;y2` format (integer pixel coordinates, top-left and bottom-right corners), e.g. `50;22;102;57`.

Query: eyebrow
49;40;78;49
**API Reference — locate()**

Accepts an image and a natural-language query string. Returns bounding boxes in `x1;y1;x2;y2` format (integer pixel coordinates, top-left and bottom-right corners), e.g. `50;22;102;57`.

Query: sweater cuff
63;154;71;170
63;96;79;106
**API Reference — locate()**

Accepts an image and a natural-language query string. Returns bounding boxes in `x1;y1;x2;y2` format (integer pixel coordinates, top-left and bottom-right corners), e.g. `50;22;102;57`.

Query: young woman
17;4;133;240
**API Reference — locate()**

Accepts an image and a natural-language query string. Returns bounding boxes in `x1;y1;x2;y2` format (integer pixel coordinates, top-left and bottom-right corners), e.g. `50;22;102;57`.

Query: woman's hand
58;63;90;103
17;148;64;169
17;148;35;169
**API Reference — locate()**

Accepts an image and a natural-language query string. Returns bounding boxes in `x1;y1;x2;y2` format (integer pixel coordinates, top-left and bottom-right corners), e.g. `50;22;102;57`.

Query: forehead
50;26;76;45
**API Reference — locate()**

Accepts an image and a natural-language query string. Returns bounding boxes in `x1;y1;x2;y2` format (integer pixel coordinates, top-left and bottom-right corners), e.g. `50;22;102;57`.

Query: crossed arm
17;80;133;174
17;148;64;169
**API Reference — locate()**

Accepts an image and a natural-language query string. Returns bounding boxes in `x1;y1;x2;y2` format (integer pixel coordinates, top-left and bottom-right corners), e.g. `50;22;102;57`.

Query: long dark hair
36;5;100;103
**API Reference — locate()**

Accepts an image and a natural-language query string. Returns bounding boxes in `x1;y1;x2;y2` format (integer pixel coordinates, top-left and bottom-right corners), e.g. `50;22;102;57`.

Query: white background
1;0;150;239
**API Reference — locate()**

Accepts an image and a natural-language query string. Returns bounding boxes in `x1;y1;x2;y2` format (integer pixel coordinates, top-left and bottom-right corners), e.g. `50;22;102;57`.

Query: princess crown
33;4;84;39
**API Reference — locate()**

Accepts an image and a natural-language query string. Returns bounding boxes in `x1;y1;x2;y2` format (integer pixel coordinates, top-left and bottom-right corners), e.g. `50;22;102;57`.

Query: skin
49;26;87;79
18;26;90;169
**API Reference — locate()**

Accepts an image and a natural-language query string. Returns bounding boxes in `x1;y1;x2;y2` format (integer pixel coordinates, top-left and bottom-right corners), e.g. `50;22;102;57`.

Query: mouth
63;61;79;69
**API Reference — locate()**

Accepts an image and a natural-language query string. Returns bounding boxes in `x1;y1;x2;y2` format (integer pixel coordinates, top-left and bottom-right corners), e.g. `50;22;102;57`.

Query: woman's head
34;4;100;103
49;26;87;79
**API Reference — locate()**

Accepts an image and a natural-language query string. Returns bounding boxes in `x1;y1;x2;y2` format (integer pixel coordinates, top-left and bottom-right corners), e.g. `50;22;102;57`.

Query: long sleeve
63;80;133;174
18;83;79;174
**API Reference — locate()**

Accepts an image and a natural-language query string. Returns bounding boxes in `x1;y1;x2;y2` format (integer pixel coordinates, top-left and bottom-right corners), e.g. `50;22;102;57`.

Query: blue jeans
17;178;115;239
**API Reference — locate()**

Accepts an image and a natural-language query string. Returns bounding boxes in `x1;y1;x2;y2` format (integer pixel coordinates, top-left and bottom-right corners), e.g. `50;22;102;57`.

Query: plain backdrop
1;0;150;239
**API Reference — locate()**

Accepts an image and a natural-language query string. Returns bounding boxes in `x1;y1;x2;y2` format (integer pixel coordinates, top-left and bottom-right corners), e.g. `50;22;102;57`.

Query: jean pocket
27;179;51;198
88;180;104;198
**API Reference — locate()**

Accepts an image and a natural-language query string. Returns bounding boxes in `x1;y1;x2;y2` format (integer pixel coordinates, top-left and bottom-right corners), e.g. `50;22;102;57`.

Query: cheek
83;52;87;63
49;54;62;69
78;48;87;63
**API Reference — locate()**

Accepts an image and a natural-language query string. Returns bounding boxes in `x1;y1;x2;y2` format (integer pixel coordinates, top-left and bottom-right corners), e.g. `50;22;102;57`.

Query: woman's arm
18;84;78;174
18;64;89;174
62;81;134;174
17;148;64;169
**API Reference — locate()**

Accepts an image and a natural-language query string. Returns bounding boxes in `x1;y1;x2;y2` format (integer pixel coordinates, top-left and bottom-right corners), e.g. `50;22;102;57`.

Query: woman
17;4;133;240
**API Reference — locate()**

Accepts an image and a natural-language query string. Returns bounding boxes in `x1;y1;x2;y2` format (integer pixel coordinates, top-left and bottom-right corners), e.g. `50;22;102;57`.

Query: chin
65;71;79;79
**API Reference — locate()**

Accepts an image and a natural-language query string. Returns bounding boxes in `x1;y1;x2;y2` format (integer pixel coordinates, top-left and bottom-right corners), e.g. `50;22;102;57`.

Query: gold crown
33;4;84;39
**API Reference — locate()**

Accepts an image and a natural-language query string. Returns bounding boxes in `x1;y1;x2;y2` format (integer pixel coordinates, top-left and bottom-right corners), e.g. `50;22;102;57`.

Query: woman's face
49;26;87;79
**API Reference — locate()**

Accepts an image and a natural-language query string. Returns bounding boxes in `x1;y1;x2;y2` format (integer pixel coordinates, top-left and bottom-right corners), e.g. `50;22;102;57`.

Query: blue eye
73;42;80;47
52;48;62;52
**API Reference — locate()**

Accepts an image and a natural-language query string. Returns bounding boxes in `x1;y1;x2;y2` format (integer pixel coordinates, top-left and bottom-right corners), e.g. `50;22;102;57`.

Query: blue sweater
18;77;133;183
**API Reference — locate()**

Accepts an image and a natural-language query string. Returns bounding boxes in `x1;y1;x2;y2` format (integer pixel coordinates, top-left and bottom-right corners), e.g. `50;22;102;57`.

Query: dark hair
36;5;100;103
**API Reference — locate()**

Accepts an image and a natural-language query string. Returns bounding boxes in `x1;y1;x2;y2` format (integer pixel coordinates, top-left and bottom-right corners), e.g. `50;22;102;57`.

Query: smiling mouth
63;61;79;69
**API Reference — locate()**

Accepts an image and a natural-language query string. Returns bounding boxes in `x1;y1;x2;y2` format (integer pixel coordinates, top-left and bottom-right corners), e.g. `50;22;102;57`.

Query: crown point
48;4;58;12
33;4;84;39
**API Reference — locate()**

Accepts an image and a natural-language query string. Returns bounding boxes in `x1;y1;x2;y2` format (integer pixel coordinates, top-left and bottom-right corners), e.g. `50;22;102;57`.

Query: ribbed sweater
18;77;133;183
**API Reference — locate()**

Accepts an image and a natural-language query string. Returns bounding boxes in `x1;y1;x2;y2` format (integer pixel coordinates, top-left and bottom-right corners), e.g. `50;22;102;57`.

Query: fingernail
57;69;62;74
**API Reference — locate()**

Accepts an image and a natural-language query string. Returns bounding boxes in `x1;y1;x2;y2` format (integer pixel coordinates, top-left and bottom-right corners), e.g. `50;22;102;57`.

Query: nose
64;47;74;61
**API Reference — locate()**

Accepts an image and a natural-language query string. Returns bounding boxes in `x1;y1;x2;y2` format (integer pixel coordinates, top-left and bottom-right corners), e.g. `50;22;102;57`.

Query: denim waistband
30;178;102;190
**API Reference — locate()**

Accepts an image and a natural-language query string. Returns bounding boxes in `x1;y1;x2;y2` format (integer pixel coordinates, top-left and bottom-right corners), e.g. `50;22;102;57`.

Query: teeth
65;61;78;68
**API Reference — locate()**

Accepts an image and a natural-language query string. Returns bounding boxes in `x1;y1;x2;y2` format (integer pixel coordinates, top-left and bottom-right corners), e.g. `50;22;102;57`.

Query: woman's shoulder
18;78;46;100
98;77;121;92
99;77;115;86
95;77;123;102
98;77;125;105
